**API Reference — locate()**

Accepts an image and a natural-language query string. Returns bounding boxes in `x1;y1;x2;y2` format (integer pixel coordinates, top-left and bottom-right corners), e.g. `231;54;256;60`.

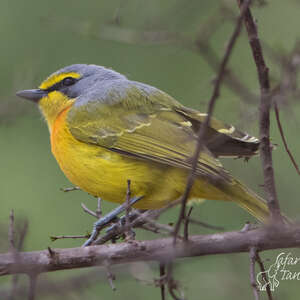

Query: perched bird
17;64;269;222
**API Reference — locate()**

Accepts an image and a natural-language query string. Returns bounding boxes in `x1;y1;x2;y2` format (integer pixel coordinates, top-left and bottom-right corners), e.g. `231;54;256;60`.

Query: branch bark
1;225;300;276
237;0;281;221
173;0;252;242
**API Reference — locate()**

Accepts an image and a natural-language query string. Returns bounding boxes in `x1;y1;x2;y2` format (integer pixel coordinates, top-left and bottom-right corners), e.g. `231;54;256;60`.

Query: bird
17;64;269;223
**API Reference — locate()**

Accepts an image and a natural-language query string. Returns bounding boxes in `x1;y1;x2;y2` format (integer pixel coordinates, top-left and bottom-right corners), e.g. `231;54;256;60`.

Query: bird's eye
62;77;77;86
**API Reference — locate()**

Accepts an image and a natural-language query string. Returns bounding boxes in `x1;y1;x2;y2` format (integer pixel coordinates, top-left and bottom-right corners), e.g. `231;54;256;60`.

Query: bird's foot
104;211;140;241
82;196;143;247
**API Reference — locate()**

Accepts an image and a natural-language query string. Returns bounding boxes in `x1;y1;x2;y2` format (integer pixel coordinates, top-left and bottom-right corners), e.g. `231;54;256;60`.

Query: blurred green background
1;0;300;299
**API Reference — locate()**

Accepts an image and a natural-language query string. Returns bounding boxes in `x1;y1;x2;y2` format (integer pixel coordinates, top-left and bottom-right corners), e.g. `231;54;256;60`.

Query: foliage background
1;0;300;299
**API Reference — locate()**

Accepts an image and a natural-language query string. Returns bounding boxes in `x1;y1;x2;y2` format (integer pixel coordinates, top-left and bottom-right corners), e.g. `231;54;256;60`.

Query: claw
83;196;143;247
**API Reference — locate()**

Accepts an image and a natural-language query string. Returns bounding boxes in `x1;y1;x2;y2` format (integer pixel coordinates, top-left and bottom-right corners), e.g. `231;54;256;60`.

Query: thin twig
173;0;252;244
103;261;116;291
50;234;90;242
186;217;224;231
274;103;300;175
237;0;282;222
96;198;102;218
249;247;260;300
27;273;38;300
256;253;273;300
83;195;142;246
133;210;175;235
61;186;81;192
8;219;29;300
125;180;135;240
81;203;98;218
166;263;183;300
94;206;184;245
139;223;161;234
95;199;182;245
125;180;131;231
159;263;166;300
9;210;15;251
184;207;193;241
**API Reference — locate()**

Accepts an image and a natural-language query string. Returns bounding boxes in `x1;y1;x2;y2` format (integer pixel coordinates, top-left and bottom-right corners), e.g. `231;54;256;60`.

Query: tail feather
226;180;270;223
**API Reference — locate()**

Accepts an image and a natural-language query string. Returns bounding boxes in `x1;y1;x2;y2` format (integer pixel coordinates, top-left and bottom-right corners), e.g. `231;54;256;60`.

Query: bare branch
274;103;300;175
125;179;133;238
186;217;224;231
96;198;102;218
183;207;193;241
159;263;166;300
249;247;260;300
81;203;98;218
256;252;273;300
27;273;38;300
50;234;90;242
8;218;28;300
173;0;252;243
103;261;116;291
237;0;282;221
1;225;300;276
9;210;15;251
166;262;184;300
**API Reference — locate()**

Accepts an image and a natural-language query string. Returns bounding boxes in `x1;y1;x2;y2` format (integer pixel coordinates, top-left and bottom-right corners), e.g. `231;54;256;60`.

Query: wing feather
175;107;260;157
67;81;231;184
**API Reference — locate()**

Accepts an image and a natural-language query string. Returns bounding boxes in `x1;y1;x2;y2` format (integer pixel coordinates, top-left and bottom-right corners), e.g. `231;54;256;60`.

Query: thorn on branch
47;246;55;258
240;221;252;232
47;246;60;266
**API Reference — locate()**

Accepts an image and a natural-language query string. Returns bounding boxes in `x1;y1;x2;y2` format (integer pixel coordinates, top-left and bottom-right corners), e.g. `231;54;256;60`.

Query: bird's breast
49;107;177;208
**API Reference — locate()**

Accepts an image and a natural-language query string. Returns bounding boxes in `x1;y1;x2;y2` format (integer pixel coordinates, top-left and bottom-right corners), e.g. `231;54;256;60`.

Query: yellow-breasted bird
17;64;269;222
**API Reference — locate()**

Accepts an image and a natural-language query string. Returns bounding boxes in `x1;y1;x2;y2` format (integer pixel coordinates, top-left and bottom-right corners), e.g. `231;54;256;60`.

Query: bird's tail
225;179;270;223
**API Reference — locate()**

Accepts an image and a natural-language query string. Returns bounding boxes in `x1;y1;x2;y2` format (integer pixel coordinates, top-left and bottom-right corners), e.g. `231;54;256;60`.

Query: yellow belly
50;108;227;209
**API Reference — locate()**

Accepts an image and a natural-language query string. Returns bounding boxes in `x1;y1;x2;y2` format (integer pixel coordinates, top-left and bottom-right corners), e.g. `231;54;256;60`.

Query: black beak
16;89;47;103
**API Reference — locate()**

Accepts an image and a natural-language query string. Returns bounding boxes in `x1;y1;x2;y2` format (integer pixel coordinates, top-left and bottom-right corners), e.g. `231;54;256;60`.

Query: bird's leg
105;209;144;236
82;196;143;247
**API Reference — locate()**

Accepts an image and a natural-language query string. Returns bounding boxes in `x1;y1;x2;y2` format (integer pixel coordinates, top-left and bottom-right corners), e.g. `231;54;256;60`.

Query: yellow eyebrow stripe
39;72;80;90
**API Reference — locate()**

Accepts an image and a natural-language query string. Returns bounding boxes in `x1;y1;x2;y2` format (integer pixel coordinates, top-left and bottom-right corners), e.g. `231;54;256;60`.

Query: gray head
16;64;127;102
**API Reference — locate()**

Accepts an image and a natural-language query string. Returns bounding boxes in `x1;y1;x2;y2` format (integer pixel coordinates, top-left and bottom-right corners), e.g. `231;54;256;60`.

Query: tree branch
1;225;300;276
274;103;300;175
249;247;260;300
237;0;281;221
173;0;252;243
